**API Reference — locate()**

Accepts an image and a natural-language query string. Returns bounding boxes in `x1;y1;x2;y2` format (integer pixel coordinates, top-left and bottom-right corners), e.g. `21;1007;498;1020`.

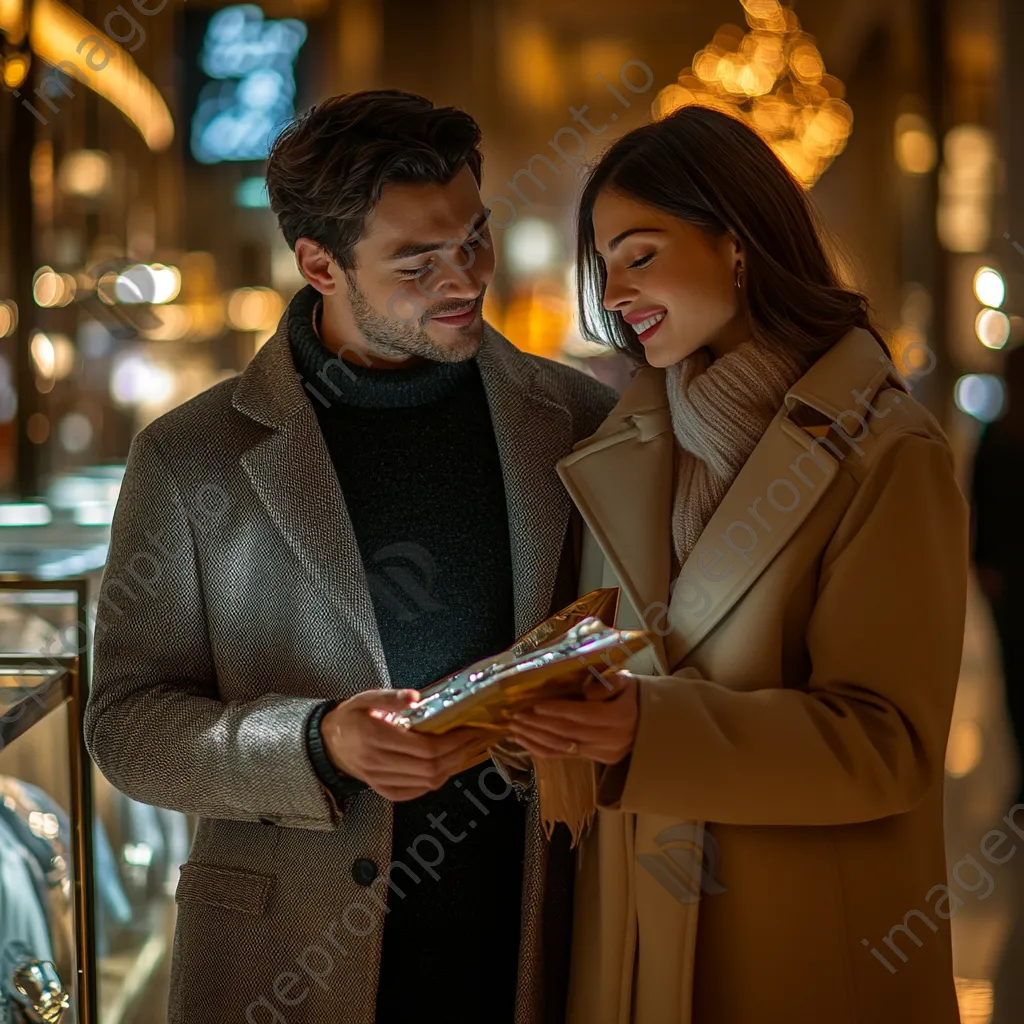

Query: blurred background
1;0;1023;1021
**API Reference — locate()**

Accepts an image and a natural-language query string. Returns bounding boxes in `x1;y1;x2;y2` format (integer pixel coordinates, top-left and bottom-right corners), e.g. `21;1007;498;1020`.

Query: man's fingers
348;688;420;709
360;730;483;784
363;766;445;789
432;726;490;757
375;785;433;802
364;720;485;761
362;720;451;760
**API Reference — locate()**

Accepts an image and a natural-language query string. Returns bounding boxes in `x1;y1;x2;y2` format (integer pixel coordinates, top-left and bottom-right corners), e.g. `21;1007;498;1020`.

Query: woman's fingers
582;669;632;701
510;728;580;759
519;698;624;727
510;724;623;763
510;713;604;746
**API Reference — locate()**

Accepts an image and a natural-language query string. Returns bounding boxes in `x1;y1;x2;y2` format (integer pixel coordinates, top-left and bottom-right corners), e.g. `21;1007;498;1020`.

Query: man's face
342;164;495;363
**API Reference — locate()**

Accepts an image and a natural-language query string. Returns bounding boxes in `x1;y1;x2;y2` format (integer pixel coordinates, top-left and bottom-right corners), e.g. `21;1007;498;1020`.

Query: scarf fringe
534;755;597;848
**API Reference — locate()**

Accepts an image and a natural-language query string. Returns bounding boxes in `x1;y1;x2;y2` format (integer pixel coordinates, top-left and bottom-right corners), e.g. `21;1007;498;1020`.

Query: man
85;90;617;1024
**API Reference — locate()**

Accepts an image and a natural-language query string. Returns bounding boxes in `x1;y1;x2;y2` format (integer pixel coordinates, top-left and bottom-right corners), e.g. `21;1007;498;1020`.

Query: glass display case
0;577;189;1024
0;578;94;1023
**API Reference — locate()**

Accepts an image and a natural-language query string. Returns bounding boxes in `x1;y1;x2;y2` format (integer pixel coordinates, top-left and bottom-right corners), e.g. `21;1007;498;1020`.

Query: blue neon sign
189;4;307;164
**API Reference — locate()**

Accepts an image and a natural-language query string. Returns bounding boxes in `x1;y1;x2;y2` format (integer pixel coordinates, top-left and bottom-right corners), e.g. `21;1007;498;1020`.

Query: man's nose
426;250;483;300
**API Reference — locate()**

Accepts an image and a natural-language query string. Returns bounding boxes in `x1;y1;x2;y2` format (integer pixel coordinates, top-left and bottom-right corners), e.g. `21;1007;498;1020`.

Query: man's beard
347;273;485;364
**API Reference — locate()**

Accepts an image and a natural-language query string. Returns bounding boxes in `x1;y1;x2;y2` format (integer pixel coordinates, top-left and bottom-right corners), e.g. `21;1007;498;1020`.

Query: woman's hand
508;670;639;764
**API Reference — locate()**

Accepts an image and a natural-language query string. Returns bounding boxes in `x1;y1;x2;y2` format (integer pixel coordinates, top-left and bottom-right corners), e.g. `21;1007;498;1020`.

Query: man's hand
320;689;486;802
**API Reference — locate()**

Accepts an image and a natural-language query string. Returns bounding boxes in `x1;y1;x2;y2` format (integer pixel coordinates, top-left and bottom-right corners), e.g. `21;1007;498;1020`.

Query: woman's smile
624;306;668;343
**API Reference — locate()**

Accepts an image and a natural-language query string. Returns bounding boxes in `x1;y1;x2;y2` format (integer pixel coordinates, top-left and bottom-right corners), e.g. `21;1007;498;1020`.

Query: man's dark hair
266;90;483;270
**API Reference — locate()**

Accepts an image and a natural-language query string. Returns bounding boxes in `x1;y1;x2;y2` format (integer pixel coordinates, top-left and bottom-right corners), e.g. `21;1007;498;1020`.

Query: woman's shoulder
787;327;953;485
833;382;954;489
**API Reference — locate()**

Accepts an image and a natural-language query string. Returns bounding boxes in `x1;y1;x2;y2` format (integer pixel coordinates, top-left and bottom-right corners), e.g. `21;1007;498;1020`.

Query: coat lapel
663;328;902;665
561;328;902;672
232;316;577;678
661;410;841;667
232;323;389;683
476;324;575;636
557;367;675;674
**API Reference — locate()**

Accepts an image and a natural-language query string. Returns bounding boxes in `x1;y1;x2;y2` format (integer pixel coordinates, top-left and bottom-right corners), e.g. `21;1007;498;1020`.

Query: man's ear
294;238;340;293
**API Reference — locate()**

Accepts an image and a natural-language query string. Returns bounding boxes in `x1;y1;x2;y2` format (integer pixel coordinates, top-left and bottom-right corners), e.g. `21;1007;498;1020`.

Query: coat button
352;858;378;886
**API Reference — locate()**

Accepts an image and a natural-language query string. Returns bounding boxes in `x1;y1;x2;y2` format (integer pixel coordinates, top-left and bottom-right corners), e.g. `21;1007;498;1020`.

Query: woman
508;106;969;1024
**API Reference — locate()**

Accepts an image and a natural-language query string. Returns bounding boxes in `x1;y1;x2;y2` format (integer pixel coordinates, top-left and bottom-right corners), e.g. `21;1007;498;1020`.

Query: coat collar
231;308;573;682
558;328;901;670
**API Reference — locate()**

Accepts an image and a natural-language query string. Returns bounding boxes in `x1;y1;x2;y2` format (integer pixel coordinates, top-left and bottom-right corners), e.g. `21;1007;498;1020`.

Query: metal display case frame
0;575;96;1024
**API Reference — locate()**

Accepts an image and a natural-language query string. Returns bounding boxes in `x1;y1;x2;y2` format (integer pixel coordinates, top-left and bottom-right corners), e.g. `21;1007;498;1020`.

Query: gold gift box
385;588;652;768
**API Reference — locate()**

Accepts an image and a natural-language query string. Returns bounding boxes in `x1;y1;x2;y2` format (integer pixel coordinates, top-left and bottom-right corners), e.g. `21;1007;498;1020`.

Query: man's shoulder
133;373;259;467
524;351;617;439
524;349;613;399
479;323;617;439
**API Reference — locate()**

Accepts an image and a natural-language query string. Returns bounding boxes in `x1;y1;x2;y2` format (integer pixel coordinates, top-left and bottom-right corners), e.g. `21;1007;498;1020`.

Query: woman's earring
734;263;746;290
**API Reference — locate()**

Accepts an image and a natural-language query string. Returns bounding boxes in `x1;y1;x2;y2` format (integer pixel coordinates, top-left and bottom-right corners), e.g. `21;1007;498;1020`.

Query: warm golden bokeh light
2;51;30;88
895;113;938;175
0;0;27;44
31;266;75;307
0;301;17;338
653;3;852;188
141;304;194;342
501;281;570;358
227;288;286;333
29;0;174;151
57;149;111;197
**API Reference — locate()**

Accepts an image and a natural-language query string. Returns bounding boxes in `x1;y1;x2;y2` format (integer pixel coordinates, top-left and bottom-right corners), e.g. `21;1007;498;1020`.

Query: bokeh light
973;266;1005;308
652;2;852;187
32;267;76;308
895;113;937;175
955;374;1005;421
115;263;182;304
0;300;17;337
226;287;285;331
57;150;112;198
975;308;1010;350
505;218;561;276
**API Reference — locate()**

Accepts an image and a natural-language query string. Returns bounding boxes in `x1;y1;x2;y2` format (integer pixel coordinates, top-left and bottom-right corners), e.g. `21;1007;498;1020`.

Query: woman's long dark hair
576;105;890;362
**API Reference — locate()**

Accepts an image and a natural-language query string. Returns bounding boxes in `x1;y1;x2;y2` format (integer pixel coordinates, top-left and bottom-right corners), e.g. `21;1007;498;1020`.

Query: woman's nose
602;272;635;312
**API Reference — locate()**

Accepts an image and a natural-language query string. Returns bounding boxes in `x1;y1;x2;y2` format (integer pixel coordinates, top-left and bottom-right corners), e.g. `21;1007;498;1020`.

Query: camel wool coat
556;328;970;1024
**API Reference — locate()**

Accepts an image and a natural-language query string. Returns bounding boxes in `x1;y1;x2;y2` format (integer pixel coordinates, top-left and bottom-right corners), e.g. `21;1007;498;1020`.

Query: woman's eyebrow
599;227;665;255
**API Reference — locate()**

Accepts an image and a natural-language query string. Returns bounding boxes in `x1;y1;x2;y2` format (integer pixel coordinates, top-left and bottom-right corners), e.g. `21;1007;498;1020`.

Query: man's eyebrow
385;210;492;262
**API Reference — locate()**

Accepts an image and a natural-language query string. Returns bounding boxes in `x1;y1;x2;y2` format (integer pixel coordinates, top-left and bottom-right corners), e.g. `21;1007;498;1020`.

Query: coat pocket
174;861;273;917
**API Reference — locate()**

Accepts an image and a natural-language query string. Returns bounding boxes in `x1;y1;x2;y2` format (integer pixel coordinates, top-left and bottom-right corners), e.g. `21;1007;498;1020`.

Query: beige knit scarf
665;338;810;569
543;337;810;846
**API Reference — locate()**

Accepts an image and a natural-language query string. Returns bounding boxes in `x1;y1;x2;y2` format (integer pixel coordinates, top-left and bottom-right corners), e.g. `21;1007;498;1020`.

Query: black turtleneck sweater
288;286;525;1024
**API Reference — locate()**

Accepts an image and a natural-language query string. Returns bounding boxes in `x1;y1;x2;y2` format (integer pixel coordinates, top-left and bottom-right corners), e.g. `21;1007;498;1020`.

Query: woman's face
592;188;748;367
